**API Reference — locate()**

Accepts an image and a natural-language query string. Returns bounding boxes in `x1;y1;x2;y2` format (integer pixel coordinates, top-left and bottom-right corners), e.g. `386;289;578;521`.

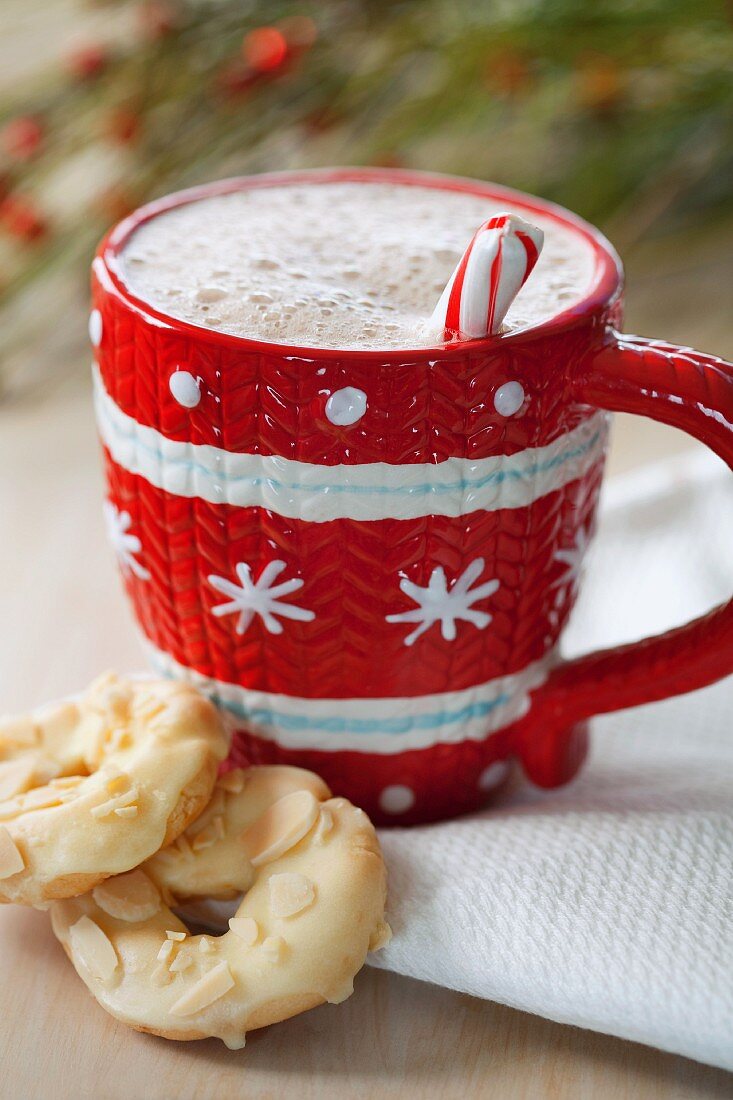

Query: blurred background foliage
1;0;732;398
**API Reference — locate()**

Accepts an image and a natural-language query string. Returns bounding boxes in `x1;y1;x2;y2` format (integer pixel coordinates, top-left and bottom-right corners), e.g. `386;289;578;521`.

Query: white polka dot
379;785;415;814
325;387;367;426
169;370;201;409
493;381;525;417
478;760;509;791
89;310;103;347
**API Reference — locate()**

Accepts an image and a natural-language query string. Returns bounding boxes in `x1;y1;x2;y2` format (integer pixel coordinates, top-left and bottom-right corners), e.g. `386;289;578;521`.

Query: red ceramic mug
91;168;733;825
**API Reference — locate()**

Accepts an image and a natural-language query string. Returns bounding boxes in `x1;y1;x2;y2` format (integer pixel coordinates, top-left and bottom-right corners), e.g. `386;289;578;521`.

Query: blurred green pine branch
0;0;731;393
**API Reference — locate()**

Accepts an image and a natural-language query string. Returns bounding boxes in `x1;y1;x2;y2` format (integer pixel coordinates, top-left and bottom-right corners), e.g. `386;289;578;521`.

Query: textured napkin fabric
373;452;733;1070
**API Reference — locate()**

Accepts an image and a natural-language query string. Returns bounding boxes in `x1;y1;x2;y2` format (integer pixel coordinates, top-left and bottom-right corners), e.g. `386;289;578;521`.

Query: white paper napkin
195;451;732;1069
373;450;733;1070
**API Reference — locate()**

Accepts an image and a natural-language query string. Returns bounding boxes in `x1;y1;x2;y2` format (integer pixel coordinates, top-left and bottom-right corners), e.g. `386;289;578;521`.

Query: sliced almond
325;978;354;1005
91;786;138;819
114;806;138;819
104;685;132;719
69;915;118;982
175;832;194;859
313;807;334;844
241;790;319;867
169;951;194;974
261;936;286;963
369;920;392;952
50;776;85;790
157;939;175;963
228;917;258;946
151;962;173;987
0;826;24;879
0;758;37;801
92;870;161;922
106;772;131;796
114;729;133;750
0;785;64;820
217;770;245;794
169;960;234;1017
133;693;166;722
166;929;186;941
199;938;213;954
191;825;218;852
268;873;315;919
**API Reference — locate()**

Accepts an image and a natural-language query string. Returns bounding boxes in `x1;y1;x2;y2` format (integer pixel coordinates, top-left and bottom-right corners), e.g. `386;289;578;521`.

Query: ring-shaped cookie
51;766;389;1048
0;673;229;905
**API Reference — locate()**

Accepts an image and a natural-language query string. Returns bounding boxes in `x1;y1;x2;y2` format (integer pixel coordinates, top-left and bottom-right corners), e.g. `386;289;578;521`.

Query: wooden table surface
1;387;731;1100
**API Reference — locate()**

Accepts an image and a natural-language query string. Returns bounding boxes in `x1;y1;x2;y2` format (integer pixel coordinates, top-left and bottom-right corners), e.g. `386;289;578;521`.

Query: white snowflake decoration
386;557;499;647
552;526;590;594
208;560;315;636
103;501;150;580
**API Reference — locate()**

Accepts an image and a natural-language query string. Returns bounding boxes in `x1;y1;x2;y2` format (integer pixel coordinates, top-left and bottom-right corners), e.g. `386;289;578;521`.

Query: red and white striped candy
430;213;544;341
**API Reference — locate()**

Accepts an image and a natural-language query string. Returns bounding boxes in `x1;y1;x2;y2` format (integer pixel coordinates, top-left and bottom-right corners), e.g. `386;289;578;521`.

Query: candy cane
429;213;544;341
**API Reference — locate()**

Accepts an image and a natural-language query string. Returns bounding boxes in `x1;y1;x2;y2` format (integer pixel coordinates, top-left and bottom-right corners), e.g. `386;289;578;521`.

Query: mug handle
520;331;733;786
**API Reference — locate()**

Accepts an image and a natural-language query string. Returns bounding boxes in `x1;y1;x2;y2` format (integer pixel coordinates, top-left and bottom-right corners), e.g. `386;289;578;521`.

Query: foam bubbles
120;182;594;350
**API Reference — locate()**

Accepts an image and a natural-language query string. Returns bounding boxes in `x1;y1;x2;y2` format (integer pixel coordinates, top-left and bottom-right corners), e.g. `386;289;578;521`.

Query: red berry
66;44;109;80
0;195;48;242
575;54;625;113
137;1;178;41
106;108;141;145
1;117;44;161
484;52;532;97
242;27;288;72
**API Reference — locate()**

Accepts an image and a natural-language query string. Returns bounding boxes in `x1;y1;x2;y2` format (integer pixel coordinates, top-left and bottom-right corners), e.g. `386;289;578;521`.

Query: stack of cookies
0;673;389;1048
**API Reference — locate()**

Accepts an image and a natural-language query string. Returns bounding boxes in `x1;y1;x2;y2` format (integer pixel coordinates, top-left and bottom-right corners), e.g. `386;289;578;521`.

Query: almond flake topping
241;789;319;868
151;962;173;987
0;758;37;801
103;684;132;718
114;806;138;818
325;978;354;1005
166;929;186;941
313;808;334;844
0;786;64;820
91;786;139;820
69;915;118;981
50;776;85;790
169;951;194;974
109;729;133;752
133;693;166;721
157;939;175;962
261;936;286;963
228;917;258;945
199;938;213;954
169;960;234;1017
217;770;245;794
268;873;315;919
92;870;161;922
0;826;24;878
191;825;218;852
369;921;393;952
174;832;194;859
106;772;130;795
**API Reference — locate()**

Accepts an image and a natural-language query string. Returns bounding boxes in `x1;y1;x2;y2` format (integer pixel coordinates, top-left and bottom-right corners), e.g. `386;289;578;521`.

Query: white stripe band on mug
94;367;608;523
142;639;551;754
